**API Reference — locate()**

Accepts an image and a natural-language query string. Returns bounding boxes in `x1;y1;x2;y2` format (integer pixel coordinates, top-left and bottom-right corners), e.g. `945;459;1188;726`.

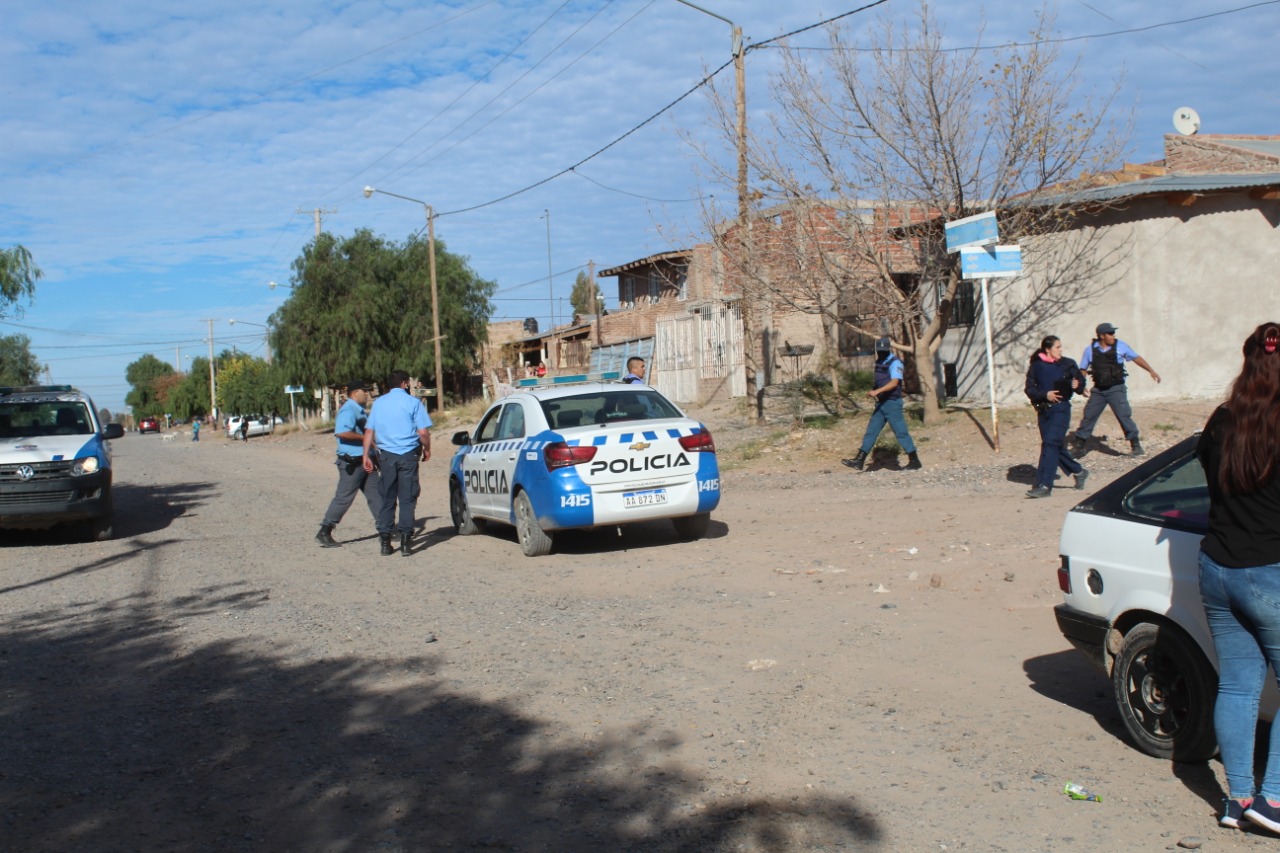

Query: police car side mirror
451;430;472;446
102;423;125;440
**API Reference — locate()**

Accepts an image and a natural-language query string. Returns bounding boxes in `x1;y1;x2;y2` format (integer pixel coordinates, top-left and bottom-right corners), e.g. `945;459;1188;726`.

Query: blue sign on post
960;245;1023;279
945;211;999;253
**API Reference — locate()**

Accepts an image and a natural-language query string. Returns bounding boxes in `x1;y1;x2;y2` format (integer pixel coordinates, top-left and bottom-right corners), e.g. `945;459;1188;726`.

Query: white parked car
227;414;284;439
448;377;721;556
1056;433;1277;761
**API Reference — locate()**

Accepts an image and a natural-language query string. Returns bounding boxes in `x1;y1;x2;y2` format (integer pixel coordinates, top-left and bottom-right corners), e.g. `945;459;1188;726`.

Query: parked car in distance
0;384;125;541
226;414;284;439
448;376;720;557
1055;433;1278;762
138;416;160;433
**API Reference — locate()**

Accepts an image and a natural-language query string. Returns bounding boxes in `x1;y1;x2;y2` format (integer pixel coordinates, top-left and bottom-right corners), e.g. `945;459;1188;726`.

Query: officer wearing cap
315;380;382;547
1071;322;1161;457
842;336;922;471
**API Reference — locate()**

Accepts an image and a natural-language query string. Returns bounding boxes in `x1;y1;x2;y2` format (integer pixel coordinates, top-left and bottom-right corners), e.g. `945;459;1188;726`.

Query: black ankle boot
842;450;868;471
400;534;412;557
379;534;393;556
906;451;922;470
315;524;340;548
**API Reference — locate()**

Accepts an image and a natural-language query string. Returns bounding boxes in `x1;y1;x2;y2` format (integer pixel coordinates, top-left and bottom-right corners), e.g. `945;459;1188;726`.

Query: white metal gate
654;305;745;402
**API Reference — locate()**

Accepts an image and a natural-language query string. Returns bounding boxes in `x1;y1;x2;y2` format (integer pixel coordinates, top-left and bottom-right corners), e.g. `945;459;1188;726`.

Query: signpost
946;215;1022;453
284;384;304;428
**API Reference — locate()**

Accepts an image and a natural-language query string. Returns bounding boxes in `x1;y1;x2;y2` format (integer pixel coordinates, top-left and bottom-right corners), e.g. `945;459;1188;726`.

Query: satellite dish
1173;107;1200;136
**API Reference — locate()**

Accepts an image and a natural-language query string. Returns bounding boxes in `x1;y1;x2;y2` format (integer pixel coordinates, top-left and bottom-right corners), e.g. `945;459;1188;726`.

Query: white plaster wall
937;193;1280;408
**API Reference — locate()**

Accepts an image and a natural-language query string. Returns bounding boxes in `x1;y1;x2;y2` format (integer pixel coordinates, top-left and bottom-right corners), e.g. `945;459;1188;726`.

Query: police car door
461;404;505;518
487;401;526;516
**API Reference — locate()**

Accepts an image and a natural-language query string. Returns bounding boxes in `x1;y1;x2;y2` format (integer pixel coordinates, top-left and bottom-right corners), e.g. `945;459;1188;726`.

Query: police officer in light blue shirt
842;336;922;471
363;370;433;557
315;380;381;548
1070;322;1161;457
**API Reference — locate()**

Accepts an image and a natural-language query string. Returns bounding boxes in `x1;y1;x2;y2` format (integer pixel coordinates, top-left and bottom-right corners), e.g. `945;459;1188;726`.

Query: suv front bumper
0;469;113;528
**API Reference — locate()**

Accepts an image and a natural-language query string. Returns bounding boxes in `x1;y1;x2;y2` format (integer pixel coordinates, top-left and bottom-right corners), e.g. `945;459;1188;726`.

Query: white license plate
623;488;667;508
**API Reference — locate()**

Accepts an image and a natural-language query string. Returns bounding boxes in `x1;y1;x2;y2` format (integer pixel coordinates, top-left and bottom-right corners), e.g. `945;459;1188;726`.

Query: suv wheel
1112;621;1217;761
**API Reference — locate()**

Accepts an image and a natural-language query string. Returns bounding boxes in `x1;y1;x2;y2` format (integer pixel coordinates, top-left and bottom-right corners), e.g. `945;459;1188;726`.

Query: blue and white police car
0;385;125;541
448;375;721;556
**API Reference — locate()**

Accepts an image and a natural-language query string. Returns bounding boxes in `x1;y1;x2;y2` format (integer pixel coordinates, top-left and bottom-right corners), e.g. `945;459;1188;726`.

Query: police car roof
0;385;88;402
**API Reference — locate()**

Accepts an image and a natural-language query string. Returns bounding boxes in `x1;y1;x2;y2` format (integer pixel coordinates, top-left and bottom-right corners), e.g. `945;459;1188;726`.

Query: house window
674;268;688;301
648;271;660;302
838;320;877;357
622;275;636;305
937;279;979;326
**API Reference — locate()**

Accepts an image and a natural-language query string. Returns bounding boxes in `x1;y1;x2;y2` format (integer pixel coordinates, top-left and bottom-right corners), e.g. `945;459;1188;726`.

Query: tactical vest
1090;343;1126;389
875;356;903;401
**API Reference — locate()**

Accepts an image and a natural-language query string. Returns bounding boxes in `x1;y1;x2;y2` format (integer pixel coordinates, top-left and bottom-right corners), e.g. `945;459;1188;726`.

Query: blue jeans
1075;384;1139;441
375;450;421;536
1036;402;1082;488
859;397;916;454
1198;550;1280;800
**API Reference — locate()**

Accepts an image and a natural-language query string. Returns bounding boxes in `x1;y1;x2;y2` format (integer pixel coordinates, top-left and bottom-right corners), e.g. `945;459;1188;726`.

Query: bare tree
697;2;1129;422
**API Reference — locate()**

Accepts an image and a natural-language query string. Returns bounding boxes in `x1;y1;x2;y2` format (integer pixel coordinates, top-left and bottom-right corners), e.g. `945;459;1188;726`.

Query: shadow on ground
0;586;878;852
0;481;217;548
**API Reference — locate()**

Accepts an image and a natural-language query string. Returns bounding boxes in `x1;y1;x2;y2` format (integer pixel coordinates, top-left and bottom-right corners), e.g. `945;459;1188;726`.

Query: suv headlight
72;457;101;476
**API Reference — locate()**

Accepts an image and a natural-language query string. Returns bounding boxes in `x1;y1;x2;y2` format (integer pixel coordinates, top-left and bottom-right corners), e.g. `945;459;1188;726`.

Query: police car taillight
545;442;597;470
679;429;715;453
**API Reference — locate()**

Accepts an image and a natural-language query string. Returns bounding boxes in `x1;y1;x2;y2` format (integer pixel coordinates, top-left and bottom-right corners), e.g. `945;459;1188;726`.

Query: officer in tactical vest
842;336;922;471
1070;322;1161;457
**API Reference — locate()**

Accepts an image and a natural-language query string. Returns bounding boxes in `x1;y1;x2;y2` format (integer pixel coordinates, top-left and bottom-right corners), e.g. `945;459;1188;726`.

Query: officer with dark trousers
363;370;432;557
315;380;381;548
842;336;922;471
1070;322;1161;457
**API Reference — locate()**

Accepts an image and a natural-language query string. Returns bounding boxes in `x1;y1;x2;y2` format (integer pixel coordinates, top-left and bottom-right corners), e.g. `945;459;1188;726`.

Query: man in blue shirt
1070;322;1161;457
363;370;433;556
315;380;381;548
842;337;922;471
623;356;646;384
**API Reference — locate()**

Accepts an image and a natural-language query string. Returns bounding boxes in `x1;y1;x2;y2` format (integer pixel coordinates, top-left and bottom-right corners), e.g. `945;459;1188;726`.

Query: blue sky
2;0;1277;413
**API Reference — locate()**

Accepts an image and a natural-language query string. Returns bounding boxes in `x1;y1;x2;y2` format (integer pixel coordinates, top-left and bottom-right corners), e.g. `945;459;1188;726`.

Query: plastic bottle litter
1063;782;1102;802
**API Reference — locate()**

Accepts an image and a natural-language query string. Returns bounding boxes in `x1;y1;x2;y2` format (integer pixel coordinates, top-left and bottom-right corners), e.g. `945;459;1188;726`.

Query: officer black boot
400;534;412;557
379;533;394;556
842;450;868;471
1068;437;1088;458
906;451;923;470
1130;438;1145;457
315;523;340;548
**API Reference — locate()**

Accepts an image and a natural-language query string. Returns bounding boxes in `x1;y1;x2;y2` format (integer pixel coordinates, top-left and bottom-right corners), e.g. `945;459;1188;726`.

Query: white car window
1121;453;1209;530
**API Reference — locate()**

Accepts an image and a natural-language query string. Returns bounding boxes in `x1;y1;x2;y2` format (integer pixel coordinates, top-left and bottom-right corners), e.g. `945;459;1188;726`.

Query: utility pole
589;259;602;347
544;210;555;366
204;319;218;424
297;206;338;238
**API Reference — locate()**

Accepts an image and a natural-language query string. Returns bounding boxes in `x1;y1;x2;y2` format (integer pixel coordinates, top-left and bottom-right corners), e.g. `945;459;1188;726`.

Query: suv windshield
0;401;94;437
540;390;682;428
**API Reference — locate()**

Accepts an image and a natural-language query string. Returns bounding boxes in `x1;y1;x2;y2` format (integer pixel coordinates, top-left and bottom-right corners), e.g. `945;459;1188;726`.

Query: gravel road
3;401;1275;852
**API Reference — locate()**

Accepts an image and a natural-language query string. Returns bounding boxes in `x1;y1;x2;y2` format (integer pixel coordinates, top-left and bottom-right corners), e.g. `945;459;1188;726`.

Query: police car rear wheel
450;480;481;536
514;491;553;557
672;512;710;541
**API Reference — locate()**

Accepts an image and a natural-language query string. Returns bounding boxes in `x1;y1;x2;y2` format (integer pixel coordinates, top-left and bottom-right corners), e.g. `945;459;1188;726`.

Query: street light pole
364;186;445;413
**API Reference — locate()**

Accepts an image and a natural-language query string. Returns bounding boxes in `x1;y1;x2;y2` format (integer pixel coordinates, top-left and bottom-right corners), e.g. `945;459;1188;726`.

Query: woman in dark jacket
1024;335;1088;498
1196;322;1280;832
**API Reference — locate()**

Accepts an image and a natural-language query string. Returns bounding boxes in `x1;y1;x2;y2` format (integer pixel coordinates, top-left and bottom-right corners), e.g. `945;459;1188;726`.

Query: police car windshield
542;390;682;427
0;401;93;437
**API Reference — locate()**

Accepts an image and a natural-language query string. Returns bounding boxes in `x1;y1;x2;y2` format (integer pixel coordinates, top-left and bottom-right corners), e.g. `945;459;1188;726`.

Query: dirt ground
8;393;1277;852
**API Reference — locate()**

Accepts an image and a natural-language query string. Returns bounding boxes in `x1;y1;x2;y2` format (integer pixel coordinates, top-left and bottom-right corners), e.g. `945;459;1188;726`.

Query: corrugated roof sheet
1054;172;1280;204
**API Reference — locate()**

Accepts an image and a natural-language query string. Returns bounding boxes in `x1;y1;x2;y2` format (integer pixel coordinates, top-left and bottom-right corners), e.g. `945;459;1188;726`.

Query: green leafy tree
271;229;496;400
0;333;40;384
0;245;41;318
168;357;213;421
217;355;288;417
569;270;603;320
124;354;175;419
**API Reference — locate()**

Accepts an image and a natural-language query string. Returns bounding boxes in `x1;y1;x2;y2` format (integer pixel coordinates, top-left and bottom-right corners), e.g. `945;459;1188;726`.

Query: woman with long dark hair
1023;335;1088;498
1196;322;1280;832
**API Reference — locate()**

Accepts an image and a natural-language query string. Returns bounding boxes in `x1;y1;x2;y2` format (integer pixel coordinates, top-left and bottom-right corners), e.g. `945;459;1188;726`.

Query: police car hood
0;434;103;462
